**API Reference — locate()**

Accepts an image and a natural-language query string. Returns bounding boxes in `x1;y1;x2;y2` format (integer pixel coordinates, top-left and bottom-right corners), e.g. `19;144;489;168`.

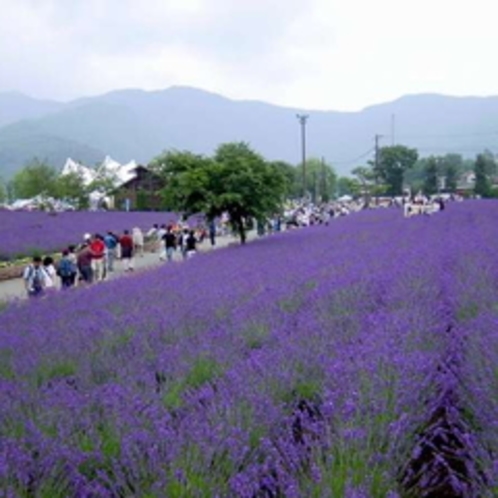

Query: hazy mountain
0;92;63;128
1;87;498;179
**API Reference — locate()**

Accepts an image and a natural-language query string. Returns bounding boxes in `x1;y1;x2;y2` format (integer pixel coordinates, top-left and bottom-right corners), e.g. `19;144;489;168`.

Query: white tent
338;195;353;202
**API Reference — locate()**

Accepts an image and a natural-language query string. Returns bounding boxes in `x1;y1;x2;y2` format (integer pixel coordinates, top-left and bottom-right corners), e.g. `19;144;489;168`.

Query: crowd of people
21;193;462;298
22;223;213;298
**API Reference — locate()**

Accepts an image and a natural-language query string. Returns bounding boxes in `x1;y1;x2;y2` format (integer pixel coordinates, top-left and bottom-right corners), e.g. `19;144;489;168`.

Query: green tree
422;156;439;195
12;159;59;199
444;163;458;192
54;171;89;209
269;161;296;199
0;177;6;203
337;177;360;197
306;158;337;203
153;150;215;213
474;153;493;197
374;146;419;196
351;165;378;205
155;144;287;244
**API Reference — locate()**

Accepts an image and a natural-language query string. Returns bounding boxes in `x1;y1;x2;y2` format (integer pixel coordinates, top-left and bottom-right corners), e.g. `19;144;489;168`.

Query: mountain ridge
1;86;497;179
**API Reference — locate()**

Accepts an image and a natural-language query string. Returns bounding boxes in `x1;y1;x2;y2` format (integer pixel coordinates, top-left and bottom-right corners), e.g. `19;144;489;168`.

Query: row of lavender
0;211;182;260
1;202;497;496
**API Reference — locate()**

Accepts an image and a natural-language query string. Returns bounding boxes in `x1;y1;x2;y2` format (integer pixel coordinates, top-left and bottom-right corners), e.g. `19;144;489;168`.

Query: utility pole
297;114;309;199
375;134;383;172
312;170;317;204
321;156;326;202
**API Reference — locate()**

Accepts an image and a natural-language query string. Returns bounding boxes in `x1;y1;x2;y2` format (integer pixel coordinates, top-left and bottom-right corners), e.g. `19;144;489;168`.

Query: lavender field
1;202;497;497
0;211;183;260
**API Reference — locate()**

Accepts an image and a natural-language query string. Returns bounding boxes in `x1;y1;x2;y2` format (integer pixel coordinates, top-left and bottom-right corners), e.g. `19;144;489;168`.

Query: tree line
1;143;497;211
338;147;498;199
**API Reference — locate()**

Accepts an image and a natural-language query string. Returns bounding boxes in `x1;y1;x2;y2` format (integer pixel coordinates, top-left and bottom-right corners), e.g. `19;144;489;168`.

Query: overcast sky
0;0;496;111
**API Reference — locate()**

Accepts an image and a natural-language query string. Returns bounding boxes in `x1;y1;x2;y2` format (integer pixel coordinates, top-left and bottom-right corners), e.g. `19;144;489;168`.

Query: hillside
0;92;63;128
1;87;498;178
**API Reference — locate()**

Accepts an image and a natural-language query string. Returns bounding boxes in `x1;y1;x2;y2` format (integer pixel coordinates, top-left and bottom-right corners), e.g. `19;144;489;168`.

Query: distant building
456;171;476;194
109;165;165;211
60;156;165;210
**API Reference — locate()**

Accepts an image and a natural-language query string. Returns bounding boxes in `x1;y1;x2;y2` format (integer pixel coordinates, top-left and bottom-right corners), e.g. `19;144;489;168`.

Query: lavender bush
0;201;497;497
0;211;197;260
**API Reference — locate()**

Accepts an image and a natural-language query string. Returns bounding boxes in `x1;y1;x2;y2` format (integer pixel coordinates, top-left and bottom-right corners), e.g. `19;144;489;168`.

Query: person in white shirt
132;227;145;257
43;256;57;289
23;256;49;297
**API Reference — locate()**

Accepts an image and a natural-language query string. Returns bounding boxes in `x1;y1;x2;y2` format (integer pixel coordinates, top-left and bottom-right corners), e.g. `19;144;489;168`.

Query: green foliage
0;177;6;203
153;143;288;243
12;158;59;199
163;357;224;411
54;170;89;208
303;158;337;202
34;360;77;388
152;150;215;215
374;146;419;195
337;176;360;197
405;153;471;193
268;160;300;199
10;158;91;207
474;153;494;197
422;156;439;195
351;166;379;205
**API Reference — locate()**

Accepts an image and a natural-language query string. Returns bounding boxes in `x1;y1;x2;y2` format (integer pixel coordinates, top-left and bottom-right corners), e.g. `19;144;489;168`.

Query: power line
331;147;375;165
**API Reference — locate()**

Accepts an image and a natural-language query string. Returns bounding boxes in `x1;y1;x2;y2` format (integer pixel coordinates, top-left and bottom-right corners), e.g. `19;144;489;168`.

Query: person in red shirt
90;234;106;281
119;230;134;272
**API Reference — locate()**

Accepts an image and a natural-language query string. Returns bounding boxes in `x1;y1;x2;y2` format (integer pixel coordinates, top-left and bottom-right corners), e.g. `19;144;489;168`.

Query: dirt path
0;231;257;302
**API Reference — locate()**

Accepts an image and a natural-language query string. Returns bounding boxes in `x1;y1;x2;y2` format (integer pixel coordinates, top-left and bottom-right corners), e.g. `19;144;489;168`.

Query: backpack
57;258;75;278
27;265;43;292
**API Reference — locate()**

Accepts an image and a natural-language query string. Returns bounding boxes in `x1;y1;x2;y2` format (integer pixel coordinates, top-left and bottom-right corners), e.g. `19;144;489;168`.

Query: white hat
84;233;91;241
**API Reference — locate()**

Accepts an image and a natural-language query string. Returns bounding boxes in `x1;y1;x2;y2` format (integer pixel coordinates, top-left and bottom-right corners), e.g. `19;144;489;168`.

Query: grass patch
162;357;224;411
34;359;77;388
242;323;269;350
457;302;480;322
0;348;15;379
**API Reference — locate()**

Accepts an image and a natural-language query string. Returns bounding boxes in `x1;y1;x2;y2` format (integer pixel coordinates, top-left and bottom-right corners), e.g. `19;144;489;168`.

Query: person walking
185;230;197;258
157;224;167;255
209;220;217;247
42;256;57;290
178;228;190;260
77;243;93;284
90;234;106;281
67;245;78;286
23;256;49;298
162;226;177;262
57;250;77;288
132;227;144;257
120;230;134;272
146;224;159;252
104;231;119;273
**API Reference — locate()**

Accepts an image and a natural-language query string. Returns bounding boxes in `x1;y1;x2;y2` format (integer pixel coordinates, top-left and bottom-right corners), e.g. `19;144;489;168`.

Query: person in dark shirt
186;230;197;258
77;243;93;284
120;230;134;271
162;226;177;262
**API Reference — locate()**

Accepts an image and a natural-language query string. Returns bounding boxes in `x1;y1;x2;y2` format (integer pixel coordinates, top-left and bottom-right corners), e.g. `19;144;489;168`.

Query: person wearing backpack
104;231;118;273
23;256;48;298
57;250;77;288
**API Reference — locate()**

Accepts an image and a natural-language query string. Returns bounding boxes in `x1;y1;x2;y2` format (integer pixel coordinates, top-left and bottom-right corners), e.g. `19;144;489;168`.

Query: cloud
0;0;497;110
